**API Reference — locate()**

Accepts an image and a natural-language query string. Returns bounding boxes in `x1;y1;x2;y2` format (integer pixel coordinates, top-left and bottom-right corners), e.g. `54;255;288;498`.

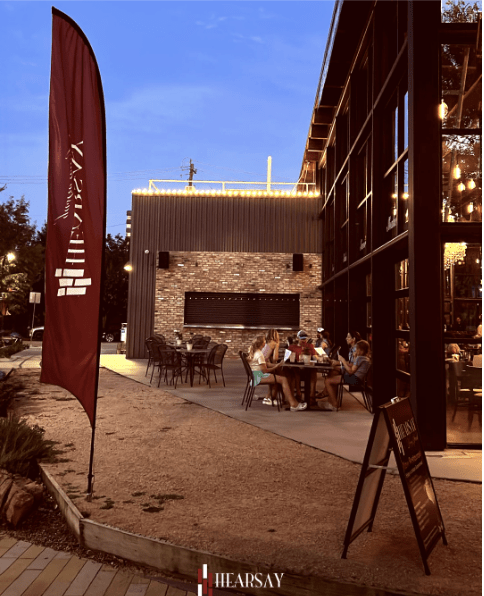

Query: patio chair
239;351;283;411
157;346;183;388
145;338;156;377
337;364;373;412
149;342;165;385
203;343;228;388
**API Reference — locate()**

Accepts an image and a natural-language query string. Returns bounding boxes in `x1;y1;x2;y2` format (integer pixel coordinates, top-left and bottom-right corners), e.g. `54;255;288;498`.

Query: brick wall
153;251;322;357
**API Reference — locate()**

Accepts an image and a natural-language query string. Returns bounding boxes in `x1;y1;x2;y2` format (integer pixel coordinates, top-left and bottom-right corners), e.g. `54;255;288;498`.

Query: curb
39;465;421;596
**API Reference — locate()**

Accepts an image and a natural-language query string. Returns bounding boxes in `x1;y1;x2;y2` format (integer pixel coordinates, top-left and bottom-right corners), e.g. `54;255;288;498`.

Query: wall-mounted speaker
293;253;303;272
158;251;170;269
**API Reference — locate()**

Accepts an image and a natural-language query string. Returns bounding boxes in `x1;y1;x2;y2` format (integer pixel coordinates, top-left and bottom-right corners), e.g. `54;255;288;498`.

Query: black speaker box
158;251;170;269
293;253;304;271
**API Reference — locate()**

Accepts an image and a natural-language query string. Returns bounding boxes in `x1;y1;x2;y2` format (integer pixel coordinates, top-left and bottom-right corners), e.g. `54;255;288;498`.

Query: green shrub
0;341;26;359
0;375;25;417
0;417;59;479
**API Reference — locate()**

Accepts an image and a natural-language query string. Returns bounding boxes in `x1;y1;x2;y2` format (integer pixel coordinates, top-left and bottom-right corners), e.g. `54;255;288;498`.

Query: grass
0;416;59;478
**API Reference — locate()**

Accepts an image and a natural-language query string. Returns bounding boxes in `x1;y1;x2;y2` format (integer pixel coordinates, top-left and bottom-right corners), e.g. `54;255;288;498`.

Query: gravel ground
3;368;482;596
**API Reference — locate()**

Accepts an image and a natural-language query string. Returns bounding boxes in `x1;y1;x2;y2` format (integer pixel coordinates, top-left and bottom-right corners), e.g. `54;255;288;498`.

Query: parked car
30;326;45;341
102;328;121;343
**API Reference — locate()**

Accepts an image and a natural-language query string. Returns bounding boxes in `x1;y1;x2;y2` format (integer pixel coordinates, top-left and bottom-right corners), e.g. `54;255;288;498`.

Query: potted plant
174;330;183;346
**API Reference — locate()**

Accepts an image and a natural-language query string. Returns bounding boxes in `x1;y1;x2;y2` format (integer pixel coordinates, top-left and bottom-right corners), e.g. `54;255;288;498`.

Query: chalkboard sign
342;397;447;575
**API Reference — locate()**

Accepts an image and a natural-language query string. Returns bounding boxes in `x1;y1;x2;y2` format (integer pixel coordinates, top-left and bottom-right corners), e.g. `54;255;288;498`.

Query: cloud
196;13;244;30
106;84;218;134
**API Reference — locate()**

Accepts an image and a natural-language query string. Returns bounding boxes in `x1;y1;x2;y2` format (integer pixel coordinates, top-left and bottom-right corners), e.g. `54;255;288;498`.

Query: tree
0;195;45;332
102;234;129;331
442;0;481;22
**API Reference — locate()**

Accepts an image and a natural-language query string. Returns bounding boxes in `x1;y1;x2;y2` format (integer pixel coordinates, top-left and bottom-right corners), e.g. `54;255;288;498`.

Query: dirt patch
8;368;482;596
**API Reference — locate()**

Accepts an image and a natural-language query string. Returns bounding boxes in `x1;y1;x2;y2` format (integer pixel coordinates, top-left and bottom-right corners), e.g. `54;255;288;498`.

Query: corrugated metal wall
127;193;323;358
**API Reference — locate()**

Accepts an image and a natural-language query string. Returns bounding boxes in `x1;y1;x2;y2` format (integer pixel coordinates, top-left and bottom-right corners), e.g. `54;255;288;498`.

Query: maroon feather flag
42;7;106;489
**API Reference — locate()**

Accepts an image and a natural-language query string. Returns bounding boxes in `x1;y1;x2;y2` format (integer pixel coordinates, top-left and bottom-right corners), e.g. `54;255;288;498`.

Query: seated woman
321;331;333;355
248;335;307;412
320;340;371;411
261;329;281;405
317;330;361;398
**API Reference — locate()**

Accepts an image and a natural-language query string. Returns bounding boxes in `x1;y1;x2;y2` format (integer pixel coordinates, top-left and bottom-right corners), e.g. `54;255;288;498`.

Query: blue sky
1;1;334;234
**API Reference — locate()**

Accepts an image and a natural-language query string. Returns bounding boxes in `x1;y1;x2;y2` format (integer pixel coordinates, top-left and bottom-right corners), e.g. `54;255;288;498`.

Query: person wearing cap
315;328;325;349
286;330;325;404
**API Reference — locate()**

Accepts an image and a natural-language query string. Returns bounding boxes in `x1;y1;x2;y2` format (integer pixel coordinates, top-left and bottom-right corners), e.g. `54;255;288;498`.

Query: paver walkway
0;535;198;596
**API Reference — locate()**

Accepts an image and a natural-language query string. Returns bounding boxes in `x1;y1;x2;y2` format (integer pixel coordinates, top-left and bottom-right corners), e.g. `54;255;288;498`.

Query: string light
132;188;317;197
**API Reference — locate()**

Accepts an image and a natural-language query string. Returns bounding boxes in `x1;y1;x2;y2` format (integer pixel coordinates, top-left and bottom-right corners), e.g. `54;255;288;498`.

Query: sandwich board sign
342;397;447;575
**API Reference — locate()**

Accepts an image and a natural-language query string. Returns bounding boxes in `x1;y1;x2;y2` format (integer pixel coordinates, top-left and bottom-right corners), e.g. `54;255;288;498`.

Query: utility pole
188;159;197;187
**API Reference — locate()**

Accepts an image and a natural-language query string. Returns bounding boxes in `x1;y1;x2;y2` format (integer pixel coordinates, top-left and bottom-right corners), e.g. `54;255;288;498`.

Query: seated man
287;330;325;403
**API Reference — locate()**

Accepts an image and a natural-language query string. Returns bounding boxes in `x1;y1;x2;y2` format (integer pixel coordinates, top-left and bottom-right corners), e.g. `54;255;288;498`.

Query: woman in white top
248;336;307;412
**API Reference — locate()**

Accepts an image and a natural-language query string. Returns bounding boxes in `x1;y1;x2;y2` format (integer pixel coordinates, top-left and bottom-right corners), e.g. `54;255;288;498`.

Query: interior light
402;192;409;199
439;101;448;119
468;179;476;189
454;165;461;179
458;182;466;192
468;202;474;213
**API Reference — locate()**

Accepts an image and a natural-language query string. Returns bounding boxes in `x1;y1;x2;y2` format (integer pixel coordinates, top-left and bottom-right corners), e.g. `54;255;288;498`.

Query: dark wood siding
131;194;323;254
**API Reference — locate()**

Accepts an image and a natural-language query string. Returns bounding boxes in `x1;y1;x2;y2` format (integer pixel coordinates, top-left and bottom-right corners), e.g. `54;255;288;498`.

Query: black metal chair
337;364;373;412
149;342;165;384
203;344;228;388
157;346;183;388
239;351;283;411
145;338;155;377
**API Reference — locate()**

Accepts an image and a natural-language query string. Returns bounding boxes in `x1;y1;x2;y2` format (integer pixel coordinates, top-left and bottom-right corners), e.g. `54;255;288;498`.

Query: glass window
384;171;398;236
402;159;409;230
396;338;411;374
393;106;399;162
396;297;410;330
441;44;481;130
395;259;409;290
403;92;408;150
442;134;482;222
443;239;482;445
442;2;481;23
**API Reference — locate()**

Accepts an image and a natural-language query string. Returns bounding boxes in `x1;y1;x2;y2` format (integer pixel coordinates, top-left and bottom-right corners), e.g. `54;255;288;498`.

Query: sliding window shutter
184;292;300;328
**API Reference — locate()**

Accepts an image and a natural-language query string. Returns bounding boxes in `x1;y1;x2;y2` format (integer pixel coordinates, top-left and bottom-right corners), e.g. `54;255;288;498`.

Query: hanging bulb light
458;182;466;192
439;101;448;119
454;164;461;179
468;202;474;213
468;179;476;190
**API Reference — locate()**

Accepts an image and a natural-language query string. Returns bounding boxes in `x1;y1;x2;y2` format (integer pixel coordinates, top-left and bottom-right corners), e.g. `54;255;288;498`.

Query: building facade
126;189;322;360
127;0;481;450
298;0;481;449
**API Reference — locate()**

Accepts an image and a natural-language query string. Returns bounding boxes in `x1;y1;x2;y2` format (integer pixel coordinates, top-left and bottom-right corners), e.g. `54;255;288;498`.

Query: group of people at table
247;328;371;412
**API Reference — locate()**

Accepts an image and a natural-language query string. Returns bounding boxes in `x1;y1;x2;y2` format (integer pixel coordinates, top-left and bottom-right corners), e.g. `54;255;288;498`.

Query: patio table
178;348;211;387
280;361;333;409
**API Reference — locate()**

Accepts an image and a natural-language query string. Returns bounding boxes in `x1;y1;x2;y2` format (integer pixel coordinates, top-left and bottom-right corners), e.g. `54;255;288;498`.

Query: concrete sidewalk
2;348;481;483
99;354;482;483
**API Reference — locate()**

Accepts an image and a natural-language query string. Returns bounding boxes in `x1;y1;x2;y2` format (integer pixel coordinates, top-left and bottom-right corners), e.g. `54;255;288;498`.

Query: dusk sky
1;1;334;234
